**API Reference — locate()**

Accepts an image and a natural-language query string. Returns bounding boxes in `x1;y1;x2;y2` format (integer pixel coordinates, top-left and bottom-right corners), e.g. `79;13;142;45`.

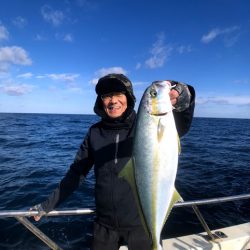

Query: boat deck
119;222;250;250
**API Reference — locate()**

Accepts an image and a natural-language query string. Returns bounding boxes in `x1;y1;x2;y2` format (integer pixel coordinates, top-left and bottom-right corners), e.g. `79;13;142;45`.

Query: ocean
0;113;249;249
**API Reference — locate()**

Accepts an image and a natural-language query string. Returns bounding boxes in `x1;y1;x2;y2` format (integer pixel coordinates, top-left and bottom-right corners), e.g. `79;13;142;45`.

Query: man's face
102;92;128;118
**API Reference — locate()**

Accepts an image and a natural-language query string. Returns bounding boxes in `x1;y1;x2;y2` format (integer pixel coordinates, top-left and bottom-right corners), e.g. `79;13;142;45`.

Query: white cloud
46;73;79;82
55;33;74;42
0;63;9;72
201;29;220;43
34;34;47;41
201;26;240;44
41;5;65;27
0;24;9;41
132;81;148;86
0;83;33;96
12;16;27;28
233;79;250;85
145;33;172;69
91;67;127;84
197;95;250;106
67;87;83;93
0;46;32;72
63;33;73;42
135;62;141;70
17;72;33;79
177;45;192;54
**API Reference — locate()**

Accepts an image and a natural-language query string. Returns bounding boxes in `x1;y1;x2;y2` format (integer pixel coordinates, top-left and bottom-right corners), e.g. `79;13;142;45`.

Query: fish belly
134;113;179;246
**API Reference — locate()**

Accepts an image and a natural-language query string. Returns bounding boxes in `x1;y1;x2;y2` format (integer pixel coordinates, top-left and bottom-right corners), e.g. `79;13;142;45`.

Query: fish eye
150;89;157;98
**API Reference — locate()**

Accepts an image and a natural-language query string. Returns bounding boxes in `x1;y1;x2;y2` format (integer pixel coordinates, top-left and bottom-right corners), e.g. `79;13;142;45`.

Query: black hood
94;74;136;119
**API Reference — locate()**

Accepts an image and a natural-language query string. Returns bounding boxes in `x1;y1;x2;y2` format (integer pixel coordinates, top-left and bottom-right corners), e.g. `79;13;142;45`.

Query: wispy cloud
0;46;32;72
55;33;74;42
176;45;192;54
75;0;96;8
34;34;47;41
135;62;141;70
91;67;127;84
233;79;250;85
197;95;250;106
17;72;33;79
41;5;65;27
0;83;34;96
136;36;190;70
201;26;240;46
36;73;80;88
63;33;74;42
0;24;9;41
12;16;27;29
145;33;173;69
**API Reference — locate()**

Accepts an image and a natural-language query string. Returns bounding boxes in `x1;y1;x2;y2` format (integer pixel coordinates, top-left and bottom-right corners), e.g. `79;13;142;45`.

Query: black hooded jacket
41;81;195;230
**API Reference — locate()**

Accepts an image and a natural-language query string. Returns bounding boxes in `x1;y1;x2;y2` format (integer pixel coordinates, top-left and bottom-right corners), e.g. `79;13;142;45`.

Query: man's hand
169;89;179;106
169;81;191;112
30;204;46;221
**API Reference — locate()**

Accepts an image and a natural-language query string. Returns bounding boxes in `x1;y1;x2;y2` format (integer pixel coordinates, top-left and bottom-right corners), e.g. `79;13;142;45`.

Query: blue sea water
0;113;249;250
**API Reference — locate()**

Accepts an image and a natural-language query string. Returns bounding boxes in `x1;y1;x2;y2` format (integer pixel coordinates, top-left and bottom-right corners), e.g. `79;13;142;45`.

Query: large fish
119;80;182;250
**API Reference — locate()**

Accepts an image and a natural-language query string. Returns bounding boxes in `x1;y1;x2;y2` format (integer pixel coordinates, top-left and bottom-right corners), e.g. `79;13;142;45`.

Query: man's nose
110;95;118;102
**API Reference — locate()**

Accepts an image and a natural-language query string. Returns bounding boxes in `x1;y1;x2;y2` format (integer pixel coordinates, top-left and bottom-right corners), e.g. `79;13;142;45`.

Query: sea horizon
1;111;249;120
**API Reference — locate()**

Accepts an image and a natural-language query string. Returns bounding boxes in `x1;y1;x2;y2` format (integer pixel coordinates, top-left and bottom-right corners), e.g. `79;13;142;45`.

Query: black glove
171;81;191;112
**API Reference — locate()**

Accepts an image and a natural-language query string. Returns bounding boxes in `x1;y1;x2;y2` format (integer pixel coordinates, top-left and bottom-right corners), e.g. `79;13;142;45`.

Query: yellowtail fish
119;80;182;250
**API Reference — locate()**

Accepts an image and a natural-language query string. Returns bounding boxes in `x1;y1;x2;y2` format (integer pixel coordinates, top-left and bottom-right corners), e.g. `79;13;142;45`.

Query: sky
0;0;250;118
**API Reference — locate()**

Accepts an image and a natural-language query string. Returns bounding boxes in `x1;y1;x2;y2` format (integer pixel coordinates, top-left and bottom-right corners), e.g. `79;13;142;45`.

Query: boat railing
0;193;249;250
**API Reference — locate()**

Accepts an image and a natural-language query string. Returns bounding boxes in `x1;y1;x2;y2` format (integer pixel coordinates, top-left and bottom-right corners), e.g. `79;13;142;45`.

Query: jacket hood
94;73;136;119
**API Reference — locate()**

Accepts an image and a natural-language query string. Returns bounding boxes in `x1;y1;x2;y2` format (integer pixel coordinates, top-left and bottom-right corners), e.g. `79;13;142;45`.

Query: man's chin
108;113;122;118
107;110;124;118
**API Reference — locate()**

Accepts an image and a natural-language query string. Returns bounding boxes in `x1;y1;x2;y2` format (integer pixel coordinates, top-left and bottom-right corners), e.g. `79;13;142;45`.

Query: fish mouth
151;112;168;116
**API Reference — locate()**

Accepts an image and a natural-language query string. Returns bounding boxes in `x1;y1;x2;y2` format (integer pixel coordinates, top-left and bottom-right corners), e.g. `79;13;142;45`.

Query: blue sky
0;0;249;118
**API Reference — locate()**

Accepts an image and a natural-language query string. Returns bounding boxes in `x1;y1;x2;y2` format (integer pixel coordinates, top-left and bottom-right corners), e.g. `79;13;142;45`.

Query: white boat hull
119;222;250;250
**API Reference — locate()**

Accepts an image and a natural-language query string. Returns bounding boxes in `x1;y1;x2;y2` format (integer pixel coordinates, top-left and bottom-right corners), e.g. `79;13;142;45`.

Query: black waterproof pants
91;222;151;250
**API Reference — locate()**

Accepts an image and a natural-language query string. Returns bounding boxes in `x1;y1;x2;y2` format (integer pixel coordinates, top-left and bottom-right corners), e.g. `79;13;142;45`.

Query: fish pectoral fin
118;158;134;186
118;158;151;240
177;134;181;155
173;188;183;203
168;188;183;215
163;188;183;228
157;118;165;142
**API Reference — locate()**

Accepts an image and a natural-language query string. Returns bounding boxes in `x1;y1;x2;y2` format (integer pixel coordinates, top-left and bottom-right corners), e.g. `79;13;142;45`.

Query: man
32;74;195;250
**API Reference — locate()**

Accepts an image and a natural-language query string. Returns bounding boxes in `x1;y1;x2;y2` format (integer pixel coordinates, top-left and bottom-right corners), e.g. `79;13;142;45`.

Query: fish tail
152;243;163;250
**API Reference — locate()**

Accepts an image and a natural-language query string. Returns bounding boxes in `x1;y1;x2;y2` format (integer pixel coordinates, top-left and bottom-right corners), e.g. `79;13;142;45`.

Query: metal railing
1;193;249;250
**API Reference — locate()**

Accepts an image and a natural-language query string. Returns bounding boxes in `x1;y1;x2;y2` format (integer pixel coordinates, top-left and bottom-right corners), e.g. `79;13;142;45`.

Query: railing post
192;205;216;241
15;216;63;250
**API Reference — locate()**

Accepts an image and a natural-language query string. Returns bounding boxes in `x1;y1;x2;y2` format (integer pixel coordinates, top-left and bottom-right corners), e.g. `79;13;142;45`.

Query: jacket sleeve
174;84;195;137
41;130;94;213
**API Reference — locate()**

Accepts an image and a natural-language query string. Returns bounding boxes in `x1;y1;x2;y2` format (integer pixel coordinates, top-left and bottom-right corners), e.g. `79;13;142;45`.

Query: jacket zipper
112;133;120;228
114;133;119;164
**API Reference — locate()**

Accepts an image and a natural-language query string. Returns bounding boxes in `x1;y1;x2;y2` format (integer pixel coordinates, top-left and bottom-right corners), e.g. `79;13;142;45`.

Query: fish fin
162;188;183;229
157;118;165;142
177;134;181;154
152;243;163;250
118;159;151;239
173;188;183;203
118;158;134;185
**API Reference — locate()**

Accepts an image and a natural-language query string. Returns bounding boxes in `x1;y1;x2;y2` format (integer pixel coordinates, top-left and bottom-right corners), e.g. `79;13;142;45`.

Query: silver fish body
120;81;182;250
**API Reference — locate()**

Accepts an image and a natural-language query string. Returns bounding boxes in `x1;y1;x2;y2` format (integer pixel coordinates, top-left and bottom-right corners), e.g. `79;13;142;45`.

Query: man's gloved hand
169;80;191;112
30;203;46;221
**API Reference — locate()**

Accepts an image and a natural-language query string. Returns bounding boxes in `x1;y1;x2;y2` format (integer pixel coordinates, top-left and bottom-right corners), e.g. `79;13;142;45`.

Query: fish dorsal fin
118;158;150;239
